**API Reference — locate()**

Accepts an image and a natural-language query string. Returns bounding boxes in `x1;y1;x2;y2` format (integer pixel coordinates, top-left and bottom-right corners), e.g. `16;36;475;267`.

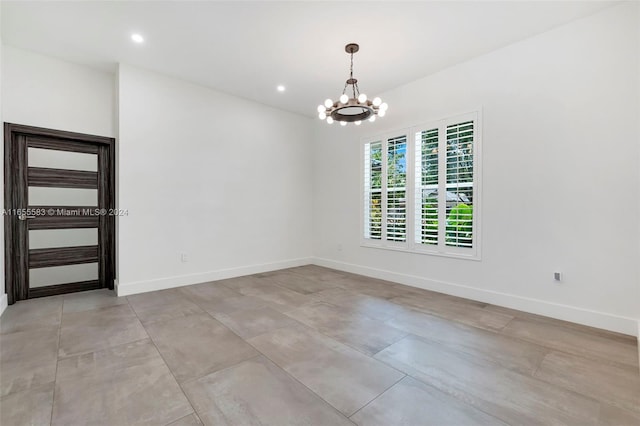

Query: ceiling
1;1;617;118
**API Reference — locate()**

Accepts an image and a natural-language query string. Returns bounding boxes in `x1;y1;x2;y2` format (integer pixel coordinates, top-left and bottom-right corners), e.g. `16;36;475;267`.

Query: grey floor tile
286;301;407;355
502;317;639;368
1;326;59;397
389;294;514;331
166;413;203;426
58;303;148;358
311;287;409;322
213;306;300;339
200;294;272;315
535;351;640;413
233;282;313;313
389;283;448;300
218;275;267;290
248;325;404;416
598;404;640;426
53;339;192;426
286;265;348;282
386;309;548;375
0;382;54;426
178;282;240;309
333;275;403;299
375;334;600;426
266;271;339;294
485;304;637;344
350;376;506;426
144;313;258;383
62;288;127;314
183;355;353;426
127;288;204;324
0;296;63;335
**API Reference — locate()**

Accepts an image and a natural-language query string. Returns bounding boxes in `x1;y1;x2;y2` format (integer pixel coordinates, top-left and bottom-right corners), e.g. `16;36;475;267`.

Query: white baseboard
0;293;8;317
312;257;639;337
116;257;313;297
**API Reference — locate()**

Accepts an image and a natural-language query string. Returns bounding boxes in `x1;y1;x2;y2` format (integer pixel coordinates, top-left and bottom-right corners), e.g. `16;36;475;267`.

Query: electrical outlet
554;272;562;281
181;253;189;263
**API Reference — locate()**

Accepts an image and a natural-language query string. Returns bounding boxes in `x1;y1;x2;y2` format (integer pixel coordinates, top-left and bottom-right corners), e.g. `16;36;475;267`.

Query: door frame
4;123;116;304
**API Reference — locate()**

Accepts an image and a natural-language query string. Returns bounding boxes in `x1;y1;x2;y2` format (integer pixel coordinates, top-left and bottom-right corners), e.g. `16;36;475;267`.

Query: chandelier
317;43;388;126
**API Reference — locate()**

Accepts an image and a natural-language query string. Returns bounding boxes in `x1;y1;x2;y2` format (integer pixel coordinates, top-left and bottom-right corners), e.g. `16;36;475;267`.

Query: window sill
360;242;481;261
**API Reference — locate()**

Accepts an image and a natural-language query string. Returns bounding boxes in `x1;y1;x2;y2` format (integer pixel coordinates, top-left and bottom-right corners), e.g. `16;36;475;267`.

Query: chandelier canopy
317;43;387;126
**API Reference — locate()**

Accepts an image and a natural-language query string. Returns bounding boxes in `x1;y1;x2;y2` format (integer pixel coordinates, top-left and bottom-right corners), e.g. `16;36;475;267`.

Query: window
362;111;480;259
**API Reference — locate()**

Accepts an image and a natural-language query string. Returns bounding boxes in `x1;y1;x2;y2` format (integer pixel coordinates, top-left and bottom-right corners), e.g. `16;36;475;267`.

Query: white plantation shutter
413;113;478;255
386;135;407;242
445;120;474;248
415;128;439;246
363;141;382;240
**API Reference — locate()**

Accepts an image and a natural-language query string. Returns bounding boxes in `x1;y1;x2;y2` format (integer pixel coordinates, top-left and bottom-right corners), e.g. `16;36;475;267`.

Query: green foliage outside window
446;203;473;246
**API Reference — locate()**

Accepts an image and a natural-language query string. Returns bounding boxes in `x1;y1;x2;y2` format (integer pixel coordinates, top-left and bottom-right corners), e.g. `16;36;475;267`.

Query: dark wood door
4;123;115;304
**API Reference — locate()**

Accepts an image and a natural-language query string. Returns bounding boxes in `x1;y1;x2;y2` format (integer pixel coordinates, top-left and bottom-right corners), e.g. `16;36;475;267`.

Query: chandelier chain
350;51;359;99
350;51;354;80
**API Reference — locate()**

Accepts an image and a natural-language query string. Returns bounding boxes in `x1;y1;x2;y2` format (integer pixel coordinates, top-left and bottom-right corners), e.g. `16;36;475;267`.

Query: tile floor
0;265;638;425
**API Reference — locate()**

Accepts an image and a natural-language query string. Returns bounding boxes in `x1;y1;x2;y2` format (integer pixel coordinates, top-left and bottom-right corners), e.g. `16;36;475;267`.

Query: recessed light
277;85;285;92
131;33;144;44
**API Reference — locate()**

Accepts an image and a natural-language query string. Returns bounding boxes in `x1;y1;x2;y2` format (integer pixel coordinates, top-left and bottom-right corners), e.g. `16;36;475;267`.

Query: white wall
116;64;313;295
0;6;6;314
312;3;640;335
1;46;115;137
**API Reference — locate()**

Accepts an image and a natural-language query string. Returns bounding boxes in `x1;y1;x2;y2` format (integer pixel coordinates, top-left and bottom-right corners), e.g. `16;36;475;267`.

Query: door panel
5;123;115;303
28;147;97;171
29;263;99;288
29;245;99;268
29;228;98;249
28;167;97;189
28;187;98;206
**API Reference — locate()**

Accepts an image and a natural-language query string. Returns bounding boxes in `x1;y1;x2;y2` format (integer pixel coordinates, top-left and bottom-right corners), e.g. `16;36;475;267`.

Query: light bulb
378;110;386;117
340;121;347;126
369;115;376;122
372;97;382;107
317;105;325;113
355;121;362;126
324;99;333;108
380;102;388;111
327;117;334;124
358;93;367;103
339;94;349;104
319;112;327;120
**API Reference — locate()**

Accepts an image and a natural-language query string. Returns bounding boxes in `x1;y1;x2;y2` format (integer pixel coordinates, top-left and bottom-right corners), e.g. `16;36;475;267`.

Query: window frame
360;110;482;260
